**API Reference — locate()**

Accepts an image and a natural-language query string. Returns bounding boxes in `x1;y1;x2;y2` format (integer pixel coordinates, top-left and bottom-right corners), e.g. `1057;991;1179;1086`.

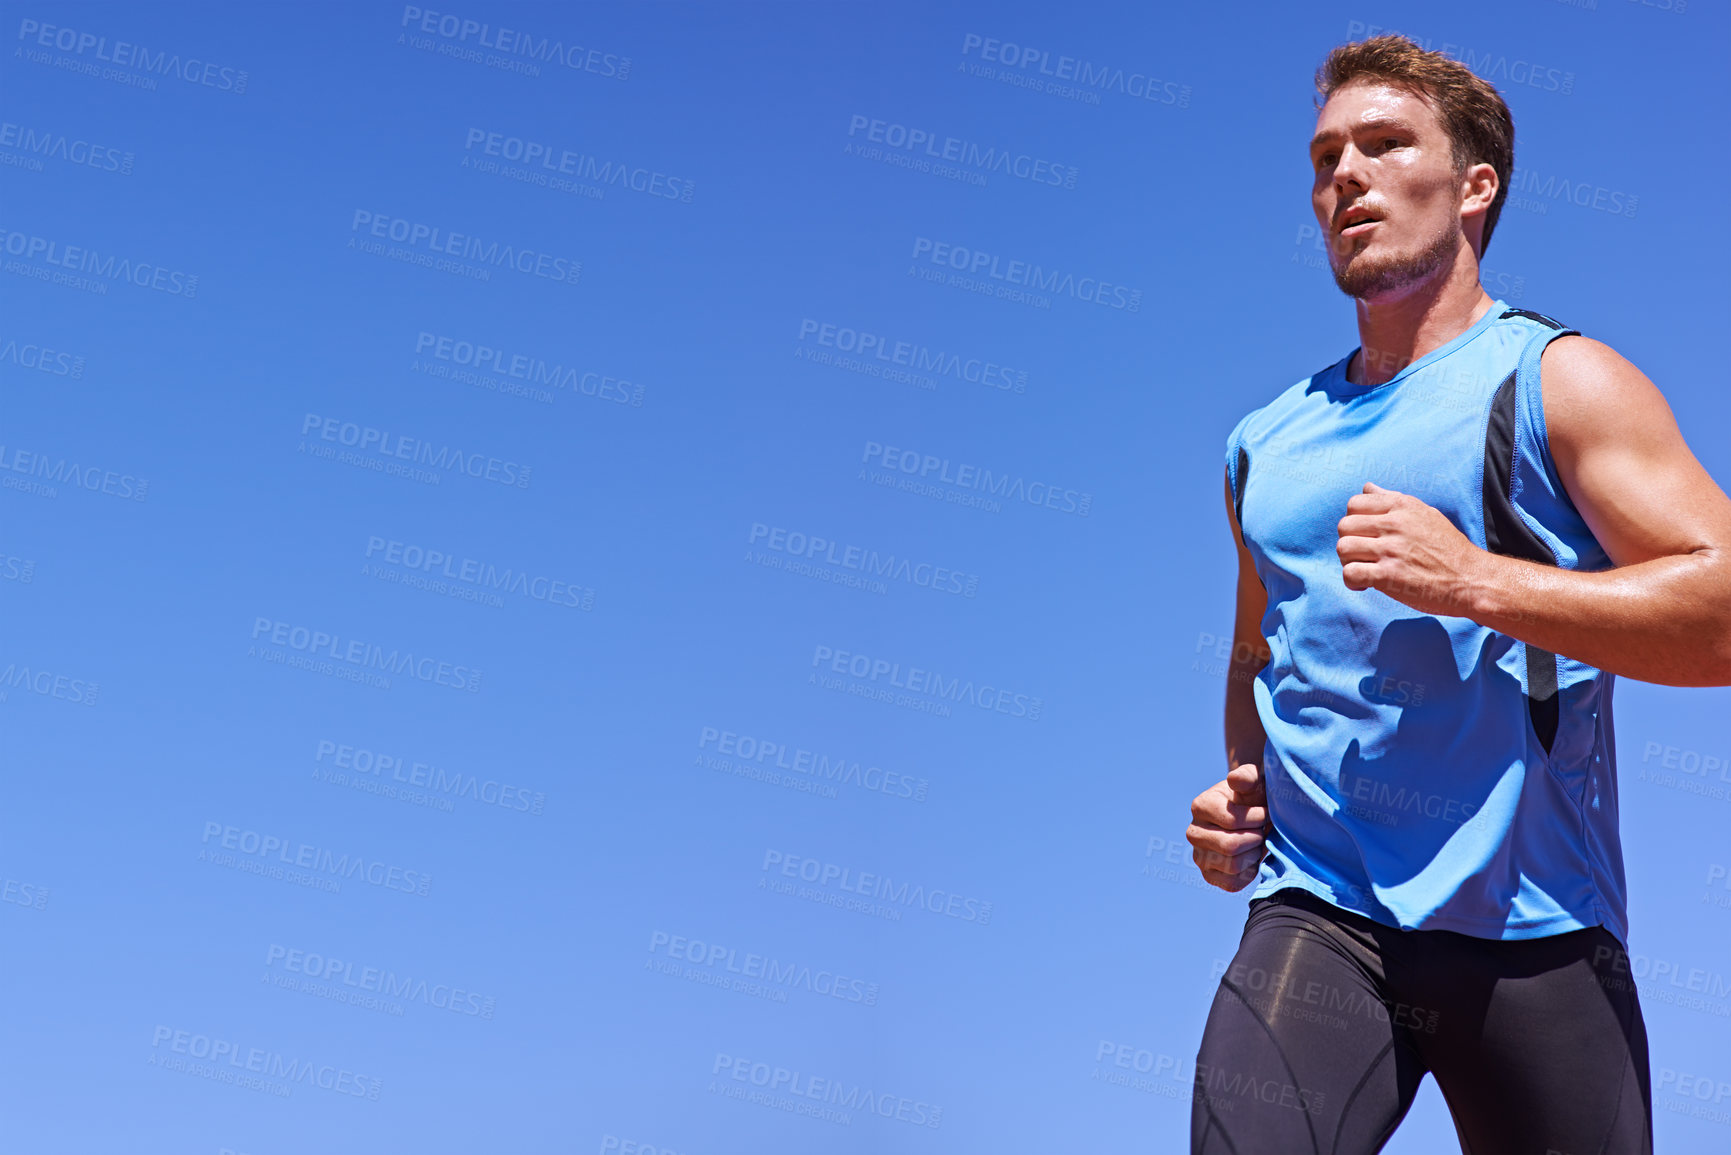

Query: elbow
1720;566;1731;686
1699;547;1731;686
1717;628;1731;687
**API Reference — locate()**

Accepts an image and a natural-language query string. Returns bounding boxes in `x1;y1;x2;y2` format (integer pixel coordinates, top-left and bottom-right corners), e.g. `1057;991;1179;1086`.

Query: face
1309;80;1473;301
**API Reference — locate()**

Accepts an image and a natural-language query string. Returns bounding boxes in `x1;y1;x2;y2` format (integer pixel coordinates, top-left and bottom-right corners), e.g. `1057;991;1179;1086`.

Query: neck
1347;248;1496;386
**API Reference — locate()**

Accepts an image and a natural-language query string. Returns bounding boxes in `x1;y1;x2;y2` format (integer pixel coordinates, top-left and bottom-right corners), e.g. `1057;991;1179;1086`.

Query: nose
1332;142;1371;204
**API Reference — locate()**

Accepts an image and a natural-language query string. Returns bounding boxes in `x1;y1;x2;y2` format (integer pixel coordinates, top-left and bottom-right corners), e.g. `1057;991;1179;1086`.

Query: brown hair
1315;34;1515;255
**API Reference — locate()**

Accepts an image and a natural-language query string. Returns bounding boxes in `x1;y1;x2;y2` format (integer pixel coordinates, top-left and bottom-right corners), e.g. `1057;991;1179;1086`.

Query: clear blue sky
3;1;1726;1150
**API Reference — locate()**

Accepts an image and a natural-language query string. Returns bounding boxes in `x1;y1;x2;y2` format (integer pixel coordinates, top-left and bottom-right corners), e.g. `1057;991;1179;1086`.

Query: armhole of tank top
1516;323;1584;520
1507;322;1583;757
1225;412;1253;534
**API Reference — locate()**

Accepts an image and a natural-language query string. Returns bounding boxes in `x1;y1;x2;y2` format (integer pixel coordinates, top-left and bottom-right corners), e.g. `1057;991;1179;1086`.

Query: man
1184;34;1731;1155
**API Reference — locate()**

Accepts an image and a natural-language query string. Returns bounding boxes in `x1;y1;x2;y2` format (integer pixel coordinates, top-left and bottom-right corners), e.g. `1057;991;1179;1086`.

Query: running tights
1191;887;1652;1154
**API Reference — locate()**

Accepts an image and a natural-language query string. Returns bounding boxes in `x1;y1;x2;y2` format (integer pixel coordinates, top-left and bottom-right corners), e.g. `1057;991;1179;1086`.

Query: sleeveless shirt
1224;300;1628;944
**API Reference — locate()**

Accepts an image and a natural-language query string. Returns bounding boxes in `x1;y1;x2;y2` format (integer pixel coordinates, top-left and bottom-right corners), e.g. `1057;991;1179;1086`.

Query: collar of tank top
1333;300;1507;396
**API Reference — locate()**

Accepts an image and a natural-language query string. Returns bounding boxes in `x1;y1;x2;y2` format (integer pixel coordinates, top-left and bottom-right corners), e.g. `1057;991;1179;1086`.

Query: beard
1329;216;1460;300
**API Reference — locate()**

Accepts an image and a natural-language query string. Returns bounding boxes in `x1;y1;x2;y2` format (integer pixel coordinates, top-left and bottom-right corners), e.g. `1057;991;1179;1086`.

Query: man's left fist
1337;482;1489;618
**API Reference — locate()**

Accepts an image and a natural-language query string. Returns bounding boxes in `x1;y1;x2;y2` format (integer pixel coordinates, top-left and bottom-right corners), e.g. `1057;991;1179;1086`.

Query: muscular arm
1338;336;1731;686
1224;469;1272;768
1466;337;1731;686
1185;471;1273;893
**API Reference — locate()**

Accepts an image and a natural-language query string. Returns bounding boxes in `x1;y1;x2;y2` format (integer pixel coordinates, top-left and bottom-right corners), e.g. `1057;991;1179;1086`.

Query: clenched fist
1187;763;1271;891
1337;482;1492;619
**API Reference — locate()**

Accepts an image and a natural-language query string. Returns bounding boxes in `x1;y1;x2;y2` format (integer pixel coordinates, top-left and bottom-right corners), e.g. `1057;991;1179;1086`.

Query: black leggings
1191;888;1651;1155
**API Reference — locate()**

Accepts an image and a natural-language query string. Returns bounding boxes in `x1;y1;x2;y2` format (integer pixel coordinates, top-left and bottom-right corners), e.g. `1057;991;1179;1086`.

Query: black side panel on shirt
1234;446;1250;535
1483;370;1561;754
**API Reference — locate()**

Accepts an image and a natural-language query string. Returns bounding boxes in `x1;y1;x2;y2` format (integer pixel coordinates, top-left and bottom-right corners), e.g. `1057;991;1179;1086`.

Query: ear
1459;160;1498;257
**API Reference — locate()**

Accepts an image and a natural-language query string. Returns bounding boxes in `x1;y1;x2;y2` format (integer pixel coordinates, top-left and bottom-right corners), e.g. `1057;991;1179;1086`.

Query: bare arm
1187;469;1273;892
1224;469;1273;768
1470;336;1731;685
1337;337;1731;686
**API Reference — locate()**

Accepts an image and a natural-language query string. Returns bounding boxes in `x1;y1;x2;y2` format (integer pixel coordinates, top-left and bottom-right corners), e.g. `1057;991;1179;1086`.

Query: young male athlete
1183;34;1731;1155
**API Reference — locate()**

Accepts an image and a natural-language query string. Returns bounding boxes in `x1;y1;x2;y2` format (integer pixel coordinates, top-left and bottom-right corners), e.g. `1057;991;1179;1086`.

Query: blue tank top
1225;300;1629;944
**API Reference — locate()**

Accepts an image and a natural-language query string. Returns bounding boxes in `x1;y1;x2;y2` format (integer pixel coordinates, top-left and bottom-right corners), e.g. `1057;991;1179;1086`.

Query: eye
1381;137;1402;151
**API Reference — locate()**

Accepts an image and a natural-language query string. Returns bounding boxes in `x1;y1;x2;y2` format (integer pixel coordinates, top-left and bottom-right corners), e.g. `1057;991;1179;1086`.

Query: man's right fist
1187;763;1271;892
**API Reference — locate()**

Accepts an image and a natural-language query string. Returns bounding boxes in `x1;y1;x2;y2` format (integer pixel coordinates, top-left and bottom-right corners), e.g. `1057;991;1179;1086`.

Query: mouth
1336;208;1382;238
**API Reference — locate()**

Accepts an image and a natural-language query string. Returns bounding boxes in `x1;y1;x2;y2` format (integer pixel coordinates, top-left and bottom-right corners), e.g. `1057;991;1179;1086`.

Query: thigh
1191;893;1426;1155
1409;927;1653;1155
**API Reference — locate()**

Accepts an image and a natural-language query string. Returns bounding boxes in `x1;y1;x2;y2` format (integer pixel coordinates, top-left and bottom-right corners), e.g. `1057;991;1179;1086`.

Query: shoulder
1537;332;1638;382
1544;334;1675;471
1538;335;1670;453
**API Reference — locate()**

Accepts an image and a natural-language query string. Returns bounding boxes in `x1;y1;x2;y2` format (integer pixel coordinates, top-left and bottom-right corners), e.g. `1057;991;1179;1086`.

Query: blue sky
2;1;1726;1151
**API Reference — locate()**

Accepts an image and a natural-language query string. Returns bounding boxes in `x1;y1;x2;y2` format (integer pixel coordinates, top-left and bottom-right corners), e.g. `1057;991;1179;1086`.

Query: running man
1185;34;1731;1155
